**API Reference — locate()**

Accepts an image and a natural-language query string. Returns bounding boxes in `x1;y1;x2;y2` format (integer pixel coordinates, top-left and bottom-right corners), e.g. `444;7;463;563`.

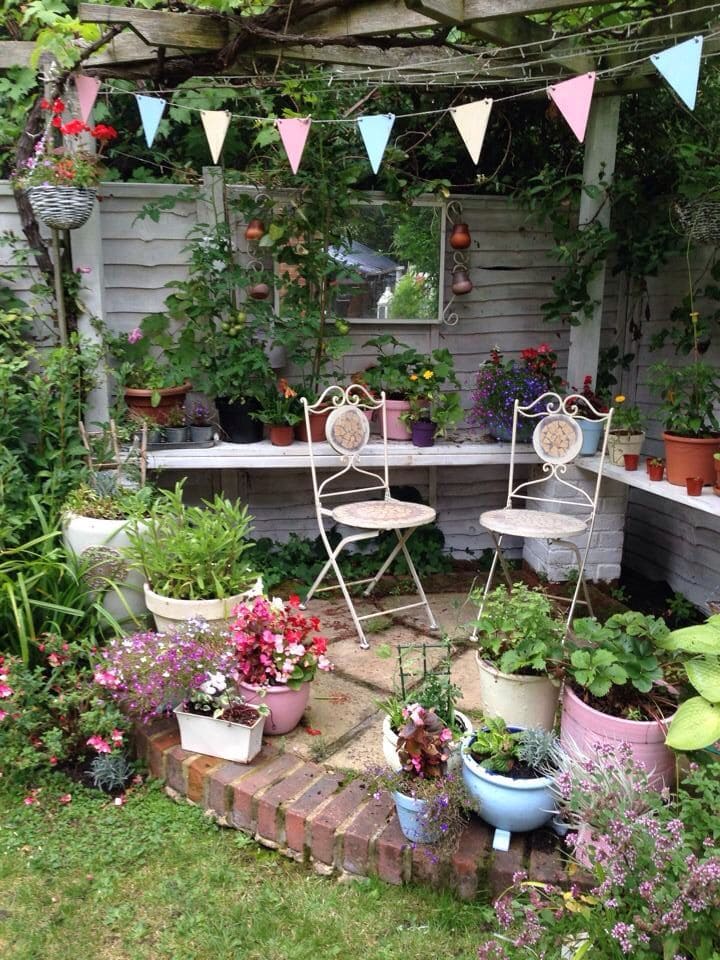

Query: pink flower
58;794;72;805
114;794;126;806
23;795;38;806
49;755;57;766
94;668;119;688
439;727;453;743
0;709;6;721
110;729;123;746
127;327;142;344
86;734;111;754
75;265;92;275
0;683;13;698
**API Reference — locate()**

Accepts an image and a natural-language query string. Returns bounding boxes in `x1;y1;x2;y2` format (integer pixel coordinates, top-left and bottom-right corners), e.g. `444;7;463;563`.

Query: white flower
199;672;227;696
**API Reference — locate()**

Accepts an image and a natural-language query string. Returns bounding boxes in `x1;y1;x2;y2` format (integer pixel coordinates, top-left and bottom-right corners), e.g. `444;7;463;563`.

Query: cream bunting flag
200;110;231;164
450;99;493;165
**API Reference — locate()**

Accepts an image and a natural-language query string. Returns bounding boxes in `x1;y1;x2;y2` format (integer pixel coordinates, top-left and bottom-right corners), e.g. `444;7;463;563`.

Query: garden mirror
329;198;445;325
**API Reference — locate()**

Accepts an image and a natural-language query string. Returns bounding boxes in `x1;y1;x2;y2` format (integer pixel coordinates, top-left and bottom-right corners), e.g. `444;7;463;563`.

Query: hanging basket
673;199;720;244
25;185;96;230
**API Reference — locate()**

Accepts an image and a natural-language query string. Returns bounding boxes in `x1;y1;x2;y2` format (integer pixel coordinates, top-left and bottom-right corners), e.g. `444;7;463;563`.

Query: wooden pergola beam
78;3;230;49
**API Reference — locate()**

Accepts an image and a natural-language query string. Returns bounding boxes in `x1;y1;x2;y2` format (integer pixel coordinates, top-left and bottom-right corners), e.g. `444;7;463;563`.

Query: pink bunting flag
74;75;100;124
276;118;311;175
548;72;596;143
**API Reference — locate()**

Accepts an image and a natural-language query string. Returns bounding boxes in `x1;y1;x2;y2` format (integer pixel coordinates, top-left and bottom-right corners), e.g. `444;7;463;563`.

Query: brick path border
136;719;569;900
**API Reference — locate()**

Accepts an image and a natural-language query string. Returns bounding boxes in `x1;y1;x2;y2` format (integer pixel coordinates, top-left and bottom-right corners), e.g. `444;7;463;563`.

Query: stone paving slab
324;714;386;773
450;647;485;718
279;670;379;761
302;595;383;643
379;590;479;640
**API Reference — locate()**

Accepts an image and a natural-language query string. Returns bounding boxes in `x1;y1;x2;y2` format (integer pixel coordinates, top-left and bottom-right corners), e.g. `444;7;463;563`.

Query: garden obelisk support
566;95;621;391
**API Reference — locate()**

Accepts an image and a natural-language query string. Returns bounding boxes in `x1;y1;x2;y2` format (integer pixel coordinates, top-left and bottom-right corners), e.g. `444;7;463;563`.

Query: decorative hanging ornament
450;99;493;165
74;75;100;123
248;282;271;300
244;219;265;242
200;110;231;164
276;118;311;175
451;266;473;296
651;35;703;111
135;95;167;148
450;223;472;250
357;114;396;174
547;72;596;143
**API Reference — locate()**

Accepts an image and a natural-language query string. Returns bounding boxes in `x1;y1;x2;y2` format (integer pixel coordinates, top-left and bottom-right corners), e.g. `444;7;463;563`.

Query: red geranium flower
91;124;118;142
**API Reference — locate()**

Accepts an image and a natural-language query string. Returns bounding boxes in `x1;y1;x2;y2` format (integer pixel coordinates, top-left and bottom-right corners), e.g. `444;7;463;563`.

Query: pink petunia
58;794;72;805
23;795;38;806
127;327;143;344
86;734;111;754
0;683;13;698
110;729;123;746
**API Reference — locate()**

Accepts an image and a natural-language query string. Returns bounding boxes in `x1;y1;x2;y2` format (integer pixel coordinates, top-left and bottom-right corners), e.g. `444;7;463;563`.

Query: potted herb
94;622;267;763
252;379;302;446
125;482;260;632
647;456;665;481
371;704;468;849
359;335;429;439
229;594;333;735
127;411;163;445
470;583;563;731
62;475;154;623
650;311;720;485
560;611;677;786
13;97;117;230
401;359;463;447
189;402;214;443
164;405;188;443
469;344;562;442
606;394;645;466
656;615;720;752
461;718;560;842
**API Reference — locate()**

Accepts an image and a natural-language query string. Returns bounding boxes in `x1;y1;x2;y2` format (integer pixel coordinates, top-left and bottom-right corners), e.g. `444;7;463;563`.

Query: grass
0;776;491;960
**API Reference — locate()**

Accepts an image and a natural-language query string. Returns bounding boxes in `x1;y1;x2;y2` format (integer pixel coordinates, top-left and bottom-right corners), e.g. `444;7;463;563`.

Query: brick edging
136;719;570;900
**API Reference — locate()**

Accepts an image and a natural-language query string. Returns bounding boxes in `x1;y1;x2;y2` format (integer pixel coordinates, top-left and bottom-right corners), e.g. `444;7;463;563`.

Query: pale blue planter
578;419;603;455
461;732;556;834
392;791;440;844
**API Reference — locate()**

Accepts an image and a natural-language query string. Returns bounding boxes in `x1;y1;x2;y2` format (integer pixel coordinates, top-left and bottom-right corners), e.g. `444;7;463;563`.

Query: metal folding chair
301;384;438;649
472;391;613;636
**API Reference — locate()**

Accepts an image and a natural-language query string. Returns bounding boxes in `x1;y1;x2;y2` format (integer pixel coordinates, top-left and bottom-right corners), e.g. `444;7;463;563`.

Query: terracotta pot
606;430;644;466
451;268;473;296
623;453;639;471
123;383;191;424
384;399;412;440
663;432;720;486
269;424;294;446
715;485;720;497
560;685;675;789
248;282;271;300
647;462;664;481
244;218;265;242
685;476;704;496
295;407;331;443
238;681;310;735
449;223;471;249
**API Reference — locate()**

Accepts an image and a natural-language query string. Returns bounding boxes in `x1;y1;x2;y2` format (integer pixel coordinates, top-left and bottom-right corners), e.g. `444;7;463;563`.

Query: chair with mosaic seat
301;384;438;649
472;391;613;636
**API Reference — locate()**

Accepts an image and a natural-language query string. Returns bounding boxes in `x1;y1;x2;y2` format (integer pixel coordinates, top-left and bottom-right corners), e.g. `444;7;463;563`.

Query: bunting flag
651;35;703;110
74;75;100;123
200;110;231;164
357;113;395;174
548;72;596;143
276;118;311;174
450;99;493;165
135;95;166;148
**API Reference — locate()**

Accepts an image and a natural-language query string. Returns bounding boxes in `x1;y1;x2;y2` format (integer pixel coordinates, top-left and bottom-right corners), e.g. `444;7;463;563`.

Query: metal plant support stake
397;639;454;717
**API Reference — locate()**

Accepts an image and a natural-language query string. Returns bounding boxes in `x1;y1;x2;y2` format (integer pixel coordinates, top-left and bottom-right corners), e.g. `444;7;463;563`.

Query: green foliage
567;611;670;698
125;482;257;601
659;615;720;751
468;717;559;774
62;480;154;522
470;582;564;675
89;752;133;793
387;270;436;321
650;356;720;437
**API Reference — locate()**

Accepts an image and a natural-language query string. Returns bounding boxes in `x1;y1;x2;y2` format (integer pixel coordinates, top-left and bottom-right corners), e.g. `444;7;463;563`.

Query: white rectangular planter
174;705;265;763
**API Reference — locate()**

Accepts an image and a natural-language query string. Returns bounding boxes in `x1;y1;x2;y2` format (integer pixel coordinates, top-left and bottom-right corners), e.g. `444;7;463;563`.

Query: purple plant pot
238;680;310;735
411;420;435;447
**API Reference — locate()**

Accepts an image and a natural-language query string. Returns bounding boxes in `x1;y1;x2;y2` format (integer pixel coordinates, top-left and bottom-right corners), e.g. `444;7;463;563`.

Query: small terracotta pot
714;485;720;497
686;476;704;496
244;219;265;242
295;407;331;443
123;383;191;424
269;424;294;447
647;462;664;481
623;453;639;471
451;268;473;296
248;282;271;300
449;223;471;249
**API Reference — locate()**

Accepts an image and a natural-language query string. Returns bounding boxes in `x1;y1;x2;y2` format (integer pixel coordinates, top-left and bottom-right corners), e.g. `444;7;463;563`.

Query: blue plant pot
460;732;556;834
578;419;603;456
392;790;441;844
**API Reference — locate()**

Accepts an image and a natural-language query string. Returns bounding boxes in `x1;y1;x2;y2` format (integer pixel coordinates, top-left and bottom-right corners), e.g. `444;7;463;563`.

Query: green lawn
0;777;490;960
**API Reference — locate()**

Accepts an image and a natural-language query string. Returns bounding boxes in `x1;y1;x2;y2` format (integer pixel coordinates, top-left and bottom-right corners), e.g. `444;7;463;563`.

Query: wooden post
566;95;621;391
198;165;225;228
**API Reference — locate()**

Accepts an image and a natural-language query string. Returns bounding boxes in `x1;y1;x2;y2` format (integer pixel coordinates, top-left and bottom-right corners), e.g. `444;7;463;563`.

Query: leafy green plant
470;582;564;676
656;615;720;751
90;753;133;793
62;481;154;522
610;394;645;434
125;482;257;601
467;716;560;774
252;379;302;426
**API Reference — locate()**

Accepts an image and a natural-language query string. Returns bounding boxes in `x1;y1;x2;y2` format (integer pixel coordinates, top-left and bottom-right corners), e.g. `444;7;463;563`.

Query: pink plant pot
560;685;675;789
238;680;310;735
384;399;412;440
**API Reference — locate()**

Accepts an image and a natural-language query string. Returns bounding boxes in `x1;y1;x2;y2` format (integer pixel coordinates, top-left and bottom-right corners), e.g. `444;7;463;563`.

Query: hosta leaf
685;657;720;702
657;622;720;654
666;697;720;751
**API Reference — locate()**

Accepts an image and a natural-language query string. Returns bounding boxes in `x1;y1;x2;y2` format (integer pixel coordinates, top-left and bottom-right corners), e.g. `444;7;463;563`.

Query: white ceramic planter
144;584;248;634
606;431;645;466
62;514;147;622
475;653;560;731
461;732;556;834
174;705;265;763
382;710;473;772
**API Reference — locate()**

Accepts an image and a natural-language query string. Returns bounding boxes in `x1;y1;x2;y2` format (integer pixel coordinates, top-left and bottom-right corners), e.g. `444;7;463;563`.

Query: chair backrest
301;385;390;517
505;391;614;521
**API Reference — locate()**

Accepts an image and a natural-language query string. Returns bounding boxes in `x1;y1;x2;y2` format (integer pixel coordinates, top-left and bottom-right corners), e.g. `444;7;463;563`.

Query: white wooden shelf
579;456;720;518
146;438;540;471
